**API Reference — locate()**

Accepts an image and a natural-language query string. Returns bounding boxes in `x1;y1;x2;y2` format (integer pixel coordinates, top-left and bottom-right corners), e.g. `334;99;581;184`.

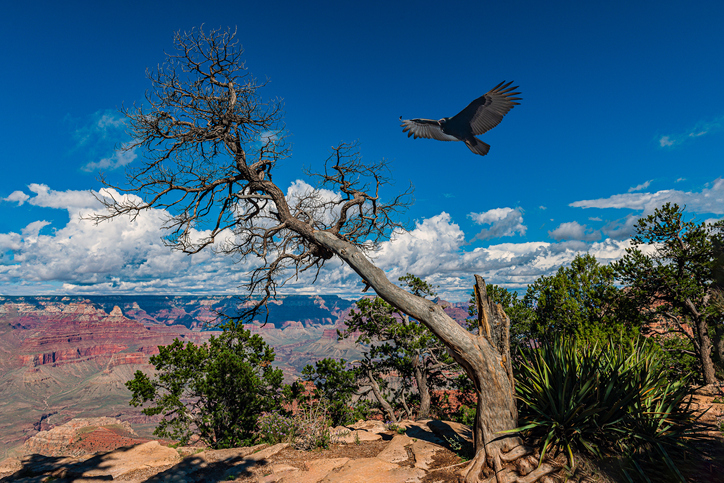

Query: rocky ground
1;385;723;483
0;417;476;483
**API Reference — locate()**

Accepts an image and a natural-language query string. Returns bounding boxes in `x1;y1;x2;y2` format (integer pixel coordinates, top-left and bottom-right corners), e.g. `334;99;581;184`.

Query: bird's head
438;118;448;126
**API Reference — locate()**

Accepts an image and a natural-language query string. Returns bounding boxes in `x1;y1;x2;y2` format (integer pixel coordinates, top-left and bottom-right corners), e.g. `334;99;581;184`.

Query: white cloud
74;110;127;146
25;184;101;212
375;212;466;280
3;191;30;206
570;178;724;215
259;130;280;145
659;114;724;148
0;182;654;301
628;180;652;192
659;136;674;147
548;221;601;241
21;221;51;238
82;146;138;172
468;207;526;241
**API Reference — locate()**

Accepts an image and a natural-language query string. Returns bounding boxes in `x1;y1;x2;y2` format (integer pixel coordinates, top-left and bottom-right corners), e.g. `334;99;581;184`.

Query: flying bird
400;81;521;156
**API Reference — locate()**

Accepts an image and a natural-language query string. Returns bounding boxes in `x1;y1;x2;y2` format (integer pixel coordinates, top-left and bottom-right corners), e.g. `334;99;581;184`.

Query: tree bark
696;317;718;384
365;368;398;424
685;297;718;384
413;353;432;419
313;231;537;482
715;325;724;370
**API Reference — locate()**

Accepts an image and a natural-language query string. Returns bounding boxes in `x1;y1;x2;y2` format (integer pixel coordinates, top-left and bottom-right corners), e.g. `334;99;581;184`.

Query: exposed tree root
462;445;558;483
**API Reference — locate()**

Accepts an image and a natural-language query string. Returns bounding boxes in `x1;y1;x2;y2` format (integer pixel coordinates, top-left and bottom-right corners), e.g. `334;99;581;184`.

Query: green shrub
126;326;284;448
512;336;701;480
301;358;370;426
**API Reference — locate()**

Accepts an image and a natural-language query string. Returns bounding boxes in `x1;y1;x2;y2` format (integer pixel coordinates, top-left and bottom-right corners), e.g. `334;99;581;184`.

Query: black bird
400;81;521;156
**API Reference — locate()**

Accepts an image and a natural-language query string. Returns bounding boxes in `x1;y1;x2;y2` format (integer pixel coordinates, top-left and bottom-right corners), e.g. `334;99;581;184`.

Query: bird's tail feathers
465;137;490;156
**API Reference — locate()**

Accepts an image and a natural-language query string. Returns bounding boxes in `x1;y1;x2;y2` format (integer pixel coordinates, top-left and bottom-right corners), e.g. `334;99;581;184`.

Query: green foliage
613;202;724;381
126;326;284;448
654;335;699;381
301;358;370;426
512;336;702;479
447;404;476;426
524;254;639;345
442;433;474;461
340;274;453;419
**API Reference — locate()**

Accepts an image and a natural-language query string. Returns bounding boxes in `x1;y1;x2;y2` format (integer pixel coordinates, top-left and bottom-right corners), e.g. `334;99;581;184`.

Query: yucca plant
511;336;702;481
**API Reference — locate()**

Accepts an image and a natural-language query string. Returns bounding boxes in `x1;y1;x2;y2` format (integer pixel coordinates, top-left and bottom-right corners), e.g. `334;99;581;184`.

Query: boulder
411;439;442;470
319;457;426;483
22;417;137;456
347;419;388;434
78;440;180;479
376;434;414;464
0;457;22;475
395;420;446;446
427;420;473;445
258;463;301;483
335;430;382;444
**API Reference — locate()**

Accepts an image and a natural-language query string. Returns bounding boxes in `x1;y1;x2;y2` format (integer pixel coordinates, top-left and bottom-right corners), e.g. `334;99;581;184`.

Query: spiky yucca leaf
510;336;702;480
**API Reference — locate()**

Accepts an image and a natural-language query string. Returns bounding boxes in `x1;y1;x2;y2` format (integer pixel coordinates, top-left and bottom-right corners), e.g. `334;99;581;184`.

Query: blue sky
1;0;723;301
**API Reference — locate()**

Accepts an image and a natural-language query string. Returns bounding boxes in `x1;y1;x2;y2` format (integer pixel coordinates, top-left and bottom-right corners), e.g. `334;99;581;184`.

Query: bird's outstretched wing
451;81;522;136
400;118;458;141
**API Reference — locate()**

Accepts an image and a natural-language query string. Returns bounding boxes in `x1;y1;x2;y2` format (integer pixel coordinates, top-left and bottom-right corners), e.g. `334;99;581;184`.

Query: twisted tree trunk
313;232;555;482
412;353;432;419
364;368;398;424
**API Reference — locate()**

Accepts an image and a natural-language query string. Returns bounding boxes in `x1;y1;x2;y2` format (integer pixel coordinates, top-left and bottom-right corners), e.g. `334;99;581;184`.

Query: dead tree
93;27;555;482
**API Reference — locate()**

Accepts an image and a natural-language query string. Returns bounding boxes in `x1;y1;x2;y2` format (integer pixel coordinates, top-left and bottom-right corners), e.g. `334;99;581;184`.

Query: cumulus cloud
468;207;526;241
548;221;601;241
24;184;101;211
658;114;724;148
375;212;466;281
0;181;361;298
570;178;724;215
3;191;30;206
21;221;51;238
0;182;646;301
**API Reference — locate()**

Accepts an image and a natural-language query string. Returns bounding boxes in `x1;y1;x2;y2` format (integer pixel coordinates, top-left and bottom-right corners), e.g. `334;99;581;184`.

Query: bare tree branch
89;27;411;323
